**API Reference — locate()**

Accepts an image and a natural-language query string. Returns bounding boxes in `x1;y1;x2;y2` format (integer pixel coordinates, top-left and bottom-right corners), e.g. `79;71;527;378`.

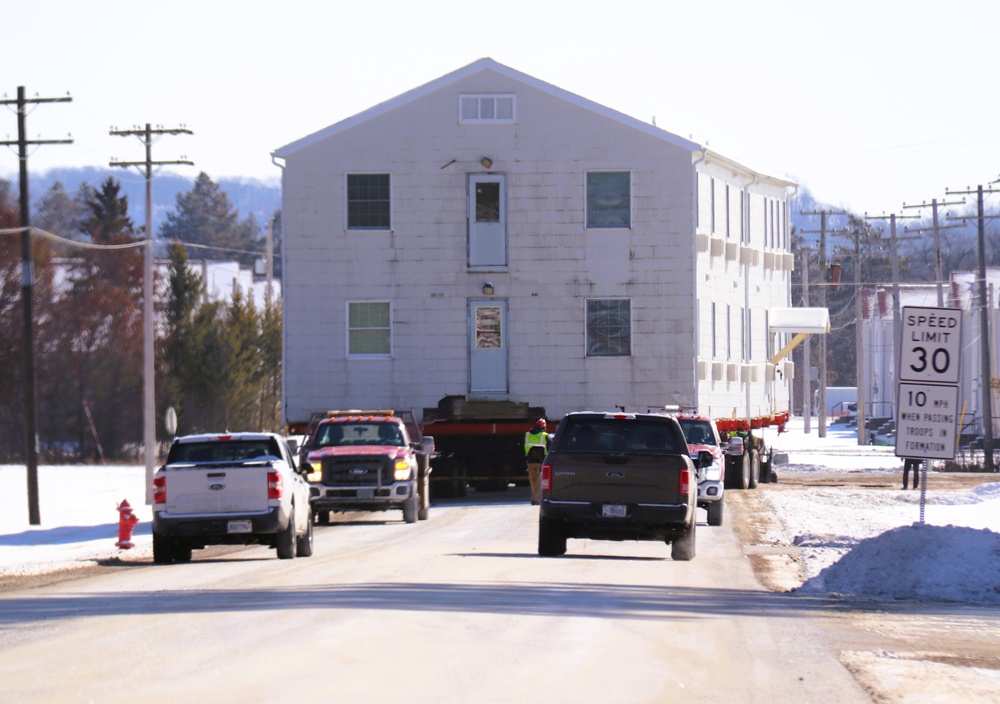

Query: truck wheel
706;499;724;527
277;507;297;559
153;532;174;564
538;517;567;557
403;493;418;524
296;515;314;557
748;450;760;489
173;543;192;563
671;521;697;561
418;473;430;520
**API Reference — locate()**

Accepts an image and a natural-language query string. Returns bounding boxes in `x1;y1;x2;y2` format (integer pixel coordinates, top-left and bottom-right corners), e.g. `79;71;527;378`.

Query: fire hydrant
116;499;139;550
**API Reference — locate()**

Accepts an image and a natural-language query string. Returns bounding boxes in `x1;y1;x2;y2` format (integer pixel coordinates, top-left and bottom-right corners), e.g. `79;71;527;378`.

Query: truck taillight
541;463;552;491
679;467;691;496
267;471;283;499
153;475;166;504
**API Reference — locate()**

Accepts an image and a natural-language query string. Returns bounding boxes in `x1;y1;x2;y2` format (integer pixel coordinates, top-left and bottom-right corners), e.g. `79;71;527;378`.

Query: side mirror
728;436;744;455
421;436;435;455
287;438;300;456
698;450;713;468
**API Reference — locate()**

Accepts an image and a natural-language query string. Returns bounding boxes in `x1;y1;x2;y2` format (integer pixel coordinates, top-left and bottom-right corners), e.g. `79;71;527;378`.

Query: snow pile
798;523;1000;603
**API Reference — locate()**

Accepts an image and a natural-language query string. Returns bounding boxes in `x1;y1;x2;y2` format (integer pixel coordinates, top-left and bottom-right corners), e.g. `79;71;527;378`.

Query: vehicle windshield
554;418;684;454
678;419;716;446
314;421;404;448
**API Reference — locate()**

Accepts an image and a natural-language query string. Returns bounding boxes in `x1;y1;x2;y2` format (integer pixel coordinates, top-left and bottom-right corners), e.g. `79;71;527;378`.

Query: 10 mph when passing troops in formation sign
895;306;962;461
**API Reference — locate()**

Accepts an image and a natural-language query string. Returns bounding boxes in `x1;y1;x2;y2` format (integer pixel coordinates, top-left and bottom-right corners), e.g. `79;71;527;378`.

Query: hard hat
537;419;546;427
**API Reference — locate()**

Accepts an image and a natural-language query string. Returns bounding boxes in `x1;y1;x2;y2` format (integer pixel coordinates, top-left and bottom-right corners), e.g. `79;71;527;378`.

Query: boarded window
586;299;631;357
347;174;390;229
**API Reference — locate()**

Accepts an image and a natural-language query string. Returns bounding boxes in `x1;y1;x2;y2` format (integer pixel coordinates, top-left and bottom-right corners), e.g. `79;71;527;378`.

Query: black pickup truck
538;411;705;561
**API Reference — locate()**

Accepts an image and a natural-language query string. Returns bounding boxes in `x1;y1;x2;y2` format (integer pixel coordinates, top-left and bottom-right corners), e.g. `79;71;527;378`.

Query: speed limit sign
898;306;962;385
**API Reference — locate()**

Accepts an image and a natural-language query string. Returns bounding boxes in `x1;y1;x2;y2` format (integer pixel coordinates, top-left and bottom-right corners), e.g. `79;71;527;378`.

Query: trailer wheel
759;453;772;484
748;449;760;489
726;452;750;490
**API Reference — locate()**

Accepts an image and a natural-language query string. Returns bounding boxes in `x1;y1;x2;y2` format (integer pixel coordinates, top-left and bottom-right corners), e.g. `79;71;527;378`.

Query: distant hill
10;166;281;236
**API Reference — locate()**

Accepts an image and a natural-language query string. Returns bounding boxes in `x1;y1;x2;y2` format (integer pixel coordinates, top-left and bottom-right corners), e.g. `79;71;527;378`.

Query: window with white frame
347;174;390;230
586;299;631;357
586;171;631;228
459;94;515;123
347;301;391;357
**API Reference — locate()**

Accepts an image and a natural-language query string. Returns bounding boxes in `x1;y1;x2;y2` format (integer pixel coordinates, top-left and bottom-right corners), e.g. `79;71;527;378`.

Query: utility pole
0;87;72;525
800;209;847;436
902;198;965;308
111;124;192;503
802;247;812;433
832;220;879;444
946;183;1000;472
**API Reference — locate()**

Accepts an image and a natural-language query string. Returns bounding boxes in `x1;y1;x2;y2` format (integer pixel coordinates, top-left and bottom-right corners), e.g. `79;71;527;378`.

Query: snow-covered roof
769;307;830;334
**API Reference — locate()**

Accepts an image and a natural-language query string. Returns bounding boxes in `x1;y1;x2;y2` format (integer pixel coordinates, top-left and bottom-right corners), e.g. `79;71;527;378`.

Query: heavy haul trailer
420;395;547;498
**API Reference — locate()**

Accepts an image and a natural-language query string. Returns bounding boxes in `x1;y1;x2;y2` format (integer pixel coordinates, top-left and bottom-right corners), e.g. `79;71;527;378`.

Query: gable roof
273;57;703;159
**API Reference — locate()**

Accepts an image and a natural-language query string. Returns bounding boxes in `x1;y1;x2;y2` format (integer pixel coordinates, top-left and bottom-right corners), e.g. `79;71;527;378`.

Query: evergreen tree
33;181;90;245
159;172;262;266
160;241;203;432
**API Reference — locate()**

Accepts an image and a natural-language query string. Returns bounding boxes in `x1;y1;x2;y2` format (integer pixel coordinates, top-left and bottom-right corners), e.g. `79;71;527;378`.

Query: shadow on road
0;580;842;626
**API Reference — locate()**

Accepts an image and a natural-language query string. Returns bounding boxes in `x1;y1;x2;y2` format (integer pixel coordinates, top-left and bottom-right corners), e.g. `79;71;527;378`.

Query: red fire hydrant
116;499;139;550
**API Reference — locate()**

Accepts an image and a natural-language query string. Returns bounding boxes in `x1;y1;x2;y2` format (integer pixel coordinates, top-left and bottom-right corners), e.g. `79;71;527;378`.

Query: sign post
895;306;962;523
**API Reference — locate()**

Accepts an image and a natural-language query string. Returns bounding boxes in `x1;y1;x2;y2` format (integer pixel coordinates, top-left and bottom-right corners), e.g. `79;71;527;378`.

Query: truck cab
302;410;431;524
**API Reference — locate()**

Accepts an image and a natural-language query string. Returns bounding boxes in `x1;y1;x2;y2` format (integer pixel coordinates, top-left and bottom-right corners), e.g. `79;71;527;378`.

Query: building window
586;172;631;228
727;304;732;360
711;302;717;358
710;178;716;234
725;184;731;239
459;94;515;123
586;299;631;357
348;301;391;357
347;174;390;230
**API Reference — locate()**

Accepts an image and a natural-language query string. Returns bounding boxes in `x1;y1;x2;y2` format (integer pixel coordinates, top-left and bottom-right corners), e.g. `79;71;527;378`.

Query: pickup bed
539;411;701;560
152;432;314;563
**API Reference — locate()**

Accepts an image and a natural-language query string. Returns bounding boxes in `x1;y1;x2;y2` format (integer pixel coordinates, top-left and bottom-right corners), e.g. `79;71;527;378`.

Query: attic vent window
460;94;515;124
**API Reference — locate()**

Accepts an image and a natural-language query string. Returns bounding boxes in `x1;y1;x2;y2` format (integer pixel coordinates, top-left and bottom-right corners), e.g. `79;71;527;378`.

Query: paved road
0;491;869;703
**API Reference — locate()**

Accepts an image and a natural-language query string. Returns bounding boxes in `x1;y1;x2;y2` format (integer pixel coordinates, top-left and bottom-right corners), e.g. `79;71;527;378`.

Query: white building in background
861;270;1000;438
52;258;280;312
274;58;807;426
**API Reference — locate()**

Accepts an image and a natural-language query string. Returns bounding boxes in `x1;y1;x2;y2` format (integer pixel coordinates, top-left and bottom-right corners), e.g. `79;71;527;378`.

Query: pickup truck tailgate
549;453;687;504
163;464;271;515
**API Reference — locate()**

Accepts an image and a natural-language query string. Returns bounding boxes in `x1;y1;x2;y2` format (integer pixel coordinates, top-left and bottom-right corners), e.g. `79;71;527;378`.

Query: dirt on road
729;471;1000;704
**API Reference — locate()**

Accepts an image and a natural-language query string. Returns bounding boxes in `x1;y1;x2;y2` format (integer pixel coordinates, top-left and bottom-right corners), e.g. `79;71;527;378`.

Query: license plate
227;520;252;533
602;504;627;518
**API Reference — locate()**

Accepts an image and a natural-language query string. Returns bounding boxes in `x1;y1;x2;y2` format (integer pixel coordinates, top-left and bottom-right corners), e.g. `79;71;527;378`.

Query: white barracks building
274;59;816;428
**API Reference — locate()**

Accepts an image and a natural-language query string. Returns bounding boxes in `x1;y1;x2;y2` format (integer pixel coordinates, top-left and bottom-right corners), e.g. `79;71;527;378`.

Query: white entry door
469;299;508;396
468;174;507;268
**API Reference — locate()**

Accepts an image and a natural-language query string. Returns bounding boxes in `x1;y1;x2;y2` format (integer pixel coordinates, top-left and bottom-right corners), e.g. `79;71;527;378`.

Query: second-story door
468;174;507;268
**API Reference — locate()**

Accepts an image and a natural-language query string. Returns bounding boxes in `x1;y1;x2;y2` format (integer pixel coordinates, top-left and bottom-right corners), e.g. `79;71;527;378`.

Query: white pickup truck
152;432;314;564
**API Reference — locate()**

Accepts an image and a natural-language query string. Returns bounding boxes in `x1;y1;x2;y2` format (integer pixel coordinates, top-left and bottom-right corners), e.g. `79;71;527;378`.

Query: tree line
0;172;281;463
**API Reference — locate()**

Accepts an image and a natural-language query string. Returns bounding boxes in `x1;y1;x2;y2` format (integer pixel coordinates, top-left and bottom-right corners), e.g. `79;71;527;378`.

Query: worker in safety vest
524;419;549;505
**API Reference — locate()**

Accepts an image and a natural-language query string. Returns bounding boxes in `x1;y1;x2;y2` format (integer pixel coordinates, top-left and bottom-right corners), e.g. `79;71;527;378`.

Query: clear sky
2;0;998;217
